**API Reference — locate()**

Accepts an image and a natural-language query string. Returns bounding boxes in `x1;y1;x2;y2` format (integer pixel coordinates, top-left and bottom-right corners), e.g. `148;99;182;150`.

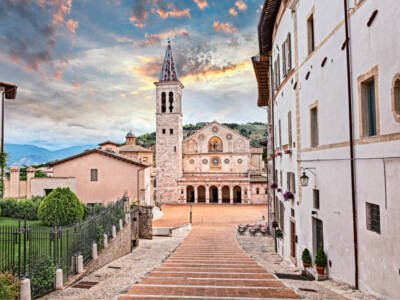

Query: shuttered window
282;41;287;77
366;202;380;234
279;119;282;150
90;169;98;182
311;107;318;147
287;33;292;72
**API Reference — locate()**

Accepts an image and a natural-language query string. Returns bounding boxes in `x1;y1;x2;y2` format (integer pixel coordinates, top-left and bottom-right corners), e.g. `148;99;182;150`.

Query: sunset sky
0;0;266;149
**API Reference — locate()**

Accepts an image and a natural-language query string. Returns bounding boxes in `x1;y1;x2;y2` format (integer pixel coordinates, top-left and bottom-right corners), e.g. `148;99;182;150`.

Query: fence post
20;278;31;300
103;234;108;248
125;213;130;225
55;269;63;290
92;243;98;260
119;219;123;230
76;255;83;274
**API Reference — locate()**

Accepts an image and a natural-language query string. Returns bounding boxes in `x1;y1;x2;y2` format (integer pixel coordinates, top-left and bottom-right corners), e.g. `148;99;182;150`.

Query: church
155;42;267;204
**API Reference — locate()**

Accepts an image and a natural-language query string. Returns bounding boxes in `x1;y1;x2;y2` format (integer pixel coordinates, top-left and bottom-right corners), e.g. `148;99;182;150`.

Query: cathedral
155;42;267;204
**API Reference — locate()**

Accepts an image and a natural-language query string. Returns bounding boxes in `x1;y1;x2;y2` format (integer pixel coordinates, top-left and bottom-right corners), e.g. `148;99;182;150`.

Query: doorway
210;186;218;203
290;221;296;258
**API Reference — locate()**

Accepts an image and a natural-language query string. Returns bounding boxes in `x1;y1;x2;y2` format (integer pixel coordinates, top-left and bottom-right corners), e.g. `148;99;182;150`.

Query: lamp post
300;167;316;187
0;82;17;198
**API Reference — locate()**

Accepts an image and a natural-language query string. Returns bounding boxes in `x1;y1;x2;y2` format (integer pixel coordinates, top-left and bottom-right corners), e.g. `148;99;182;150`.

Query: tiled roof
119;144;153;153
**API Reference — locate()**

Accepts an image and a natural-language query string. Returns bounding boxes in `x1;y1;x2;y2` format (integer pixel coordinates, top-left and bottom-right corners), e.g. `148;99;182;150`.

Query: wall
53;152;144;205
30;177;76;197
250;183;268;204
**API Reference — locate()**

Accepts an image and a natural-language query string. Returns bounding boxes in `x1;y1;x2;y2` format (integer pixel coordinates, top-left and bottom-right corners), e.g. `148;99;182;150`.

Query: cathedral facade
155;42;267;204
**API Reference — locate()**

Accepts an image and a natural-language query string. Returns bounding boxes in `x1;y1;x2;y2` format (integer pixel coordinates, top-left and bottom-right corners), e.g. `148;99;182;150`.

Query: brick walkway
118;204;300;299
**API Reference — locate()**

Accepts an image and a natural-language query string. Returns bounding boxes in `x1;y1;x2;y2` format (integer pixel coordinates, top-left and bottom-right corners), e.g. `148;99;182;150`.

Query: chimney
26;167;35;199
9;166;20;198
126;131;136;145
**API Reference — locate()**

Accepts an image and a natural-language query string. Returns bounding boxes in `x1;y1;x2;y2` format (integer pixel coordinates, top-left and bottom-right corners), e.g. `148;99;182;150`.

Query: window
256;188;260;194
310;106;318;147
361;79;377;137
286;172;296;193
90;169;98;181
280;170;283;187
282;33;292;77
44;189;53;196
265;188;268;194
366;202;380;234
282;41;286;77
279;201;285;231
288;111;292;147
392;75;400;122
313;189;320;209
208;136;223;152
307;14;315;54
161;92;166;113
278;119;282;150
174;146;176;152
277;54;281;87
169;92;174;112
162;129;166;134
170;128;174;135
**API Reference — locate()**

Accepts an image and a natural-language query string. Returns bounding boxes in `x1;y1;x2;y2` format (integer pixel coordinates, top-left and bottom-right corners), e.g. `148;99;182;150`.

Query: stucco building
155;42;267;204
4;133;153;206
253;0;400;299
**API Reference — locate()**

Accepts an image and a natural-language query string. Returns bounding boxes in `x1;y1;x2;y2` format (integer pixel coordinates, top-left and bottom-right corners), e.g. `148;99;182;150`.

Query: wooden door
290;221;296;258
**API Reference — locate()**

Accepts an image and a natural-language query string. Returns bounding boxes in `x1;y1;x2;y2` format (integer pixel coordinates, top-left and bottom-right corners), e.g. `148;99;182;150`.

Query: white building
253;1;400;299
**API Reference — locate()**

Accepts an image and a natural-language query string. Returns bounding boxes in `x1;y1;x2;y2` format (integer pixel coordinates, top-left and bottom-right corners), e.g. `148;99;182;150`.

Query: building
155;42;268;204
253;0;400;299
4;133;153;206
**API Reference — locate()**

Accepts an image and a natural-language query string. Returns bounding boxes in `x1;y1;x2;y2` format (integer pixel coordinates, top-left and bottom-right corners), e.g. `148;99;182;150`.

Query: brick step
155;267;268;273
140;277;285;287
149;272;276;279
160;264;261;268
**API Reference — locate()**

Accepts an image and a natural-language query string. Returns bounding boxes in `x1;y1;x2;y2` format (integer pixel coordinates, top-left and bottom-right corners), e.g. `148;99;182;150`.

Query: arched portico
222;186;230;203
198;186;206;203
187;186;194;203
209;185;218;203
233;185;242;204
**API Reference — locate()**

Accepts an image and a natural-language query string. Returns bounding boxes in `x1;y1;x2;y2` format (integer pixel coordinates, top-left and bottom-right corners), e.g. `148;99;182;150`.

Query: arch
208;136;223;153
198;186;206;203
161;92;166;113
187;186;194;203
209;185;218;203
222;186;230;203
233;186;242;204
169;91;174;112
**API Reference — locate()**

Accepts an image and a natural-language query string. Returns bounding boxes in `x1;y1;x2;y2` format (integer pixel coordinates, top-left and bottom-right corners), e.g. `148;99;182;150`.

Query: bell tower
155;41;184;203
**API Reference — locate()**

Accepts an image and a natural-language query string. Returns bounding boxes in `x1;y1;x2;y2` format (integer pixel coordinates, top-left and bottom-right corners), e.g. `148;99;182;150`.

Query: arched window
208;136;223;152
169;92;174;112
392;75;400;122
256;188;260;194
161;92;166;113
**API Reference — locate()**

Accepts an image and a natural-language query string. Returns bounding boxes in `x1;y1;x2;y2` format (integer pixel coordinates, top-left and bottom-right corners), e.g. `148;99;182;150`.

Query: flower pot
277;188;282;192
316;266;325;275
303;263;311;269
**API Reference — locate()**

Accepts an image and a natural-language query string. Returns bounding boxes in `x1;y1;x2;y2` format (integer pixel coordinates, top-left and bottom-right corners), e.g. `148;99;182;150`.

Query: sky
0;0;267;150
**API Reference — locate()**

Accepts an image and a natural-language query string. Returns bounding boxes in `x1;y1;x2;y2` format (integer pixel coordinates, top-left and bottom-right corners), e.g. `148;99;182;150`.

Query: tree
38;187;84;226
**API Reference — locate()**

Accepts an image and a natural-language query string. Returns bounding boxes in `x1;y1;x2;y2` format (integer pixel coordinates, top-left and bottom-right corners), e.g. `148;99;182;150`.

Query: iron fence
0;199;126;298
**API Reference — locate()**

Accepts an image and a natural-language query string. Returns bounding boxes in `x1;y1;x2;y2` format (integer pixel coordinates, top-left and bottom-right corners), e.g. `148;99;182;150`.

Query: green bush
0;198;18;218
15;199;37;220
30;255;56;297
96;224;105;249
275;229;283;238
37;188;84;226
0;272;20;300
315;248;327;267
302;248;312;264
0;197;43;220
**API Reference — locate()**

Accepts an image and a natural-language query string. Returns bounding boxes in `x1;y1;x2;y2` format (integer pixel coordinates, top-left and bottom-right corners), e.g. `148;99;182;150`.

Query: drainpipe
137;166;146;205
343;0;359;289
269;53;277;253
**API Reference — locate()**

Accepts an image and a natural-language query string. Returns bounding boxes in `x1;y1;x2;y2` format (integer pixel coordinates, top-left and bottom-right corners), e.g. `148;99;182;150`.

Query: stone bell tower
155;41;184;203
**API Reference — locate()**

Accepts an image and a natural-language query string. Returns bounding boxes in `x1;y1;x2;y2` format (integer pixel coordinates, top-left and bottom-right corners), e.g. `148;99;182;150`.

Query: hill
136;122;267;148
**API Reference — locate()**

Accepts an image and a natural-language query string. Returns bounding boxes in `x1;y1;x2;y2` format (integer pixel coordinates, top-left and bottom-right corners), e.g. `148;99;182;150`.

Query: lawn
0;217;45;227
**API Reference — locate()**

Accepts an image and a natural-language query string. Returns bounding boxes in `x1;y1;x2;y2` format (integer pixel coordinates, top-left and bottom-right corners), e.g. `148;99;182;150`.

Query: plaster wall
30;178;76;197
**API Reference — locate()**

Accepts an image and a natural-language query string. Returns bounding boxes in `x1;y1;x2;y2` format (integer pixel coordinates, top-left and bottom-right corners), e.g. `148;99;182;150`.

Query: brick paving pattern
120;204;300;299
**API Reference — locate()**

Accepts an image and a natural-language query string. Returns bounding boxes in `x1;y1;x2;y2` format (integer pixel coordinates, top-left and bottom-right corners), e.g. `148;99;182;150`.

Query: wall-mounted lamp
300;167;316;187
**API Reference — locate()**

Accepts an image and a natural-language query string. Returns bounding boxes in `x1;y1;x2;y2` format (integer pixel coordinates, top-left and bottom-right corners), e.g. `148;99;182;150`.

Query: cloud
129;0;190;28
114;28;190;48
229;7;238;16
213;21;238;35
66;19;79;33
235;0;247;11
193;0;208;9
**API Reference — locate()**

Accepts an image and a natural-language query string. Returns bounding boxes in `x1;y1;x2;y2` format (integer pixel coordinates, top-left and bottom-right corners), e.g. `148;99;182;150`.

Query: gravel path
41;232;189;300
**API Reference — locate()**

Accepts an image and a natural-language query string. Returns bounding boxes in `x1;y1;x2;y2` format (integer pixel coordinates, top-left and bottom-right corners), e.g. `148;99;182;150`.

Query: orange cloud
129;15;146;28
51;0;72;25
235;0;247;11
156;4;191;19
213;21;238;34
229;7;238;16
66;19;79;33
193;0;208;9
182;61;251;82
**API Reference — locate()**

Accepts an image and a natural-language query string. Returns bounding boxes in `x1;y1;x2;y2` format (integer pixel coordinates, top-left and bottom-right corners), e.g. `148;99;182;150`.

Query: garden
0;188;126;299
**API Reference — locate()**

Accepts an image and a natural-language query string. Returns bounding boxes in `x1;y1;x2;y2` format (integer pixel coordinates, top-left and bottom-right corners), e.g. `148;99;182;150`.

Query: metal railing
0;199;126;299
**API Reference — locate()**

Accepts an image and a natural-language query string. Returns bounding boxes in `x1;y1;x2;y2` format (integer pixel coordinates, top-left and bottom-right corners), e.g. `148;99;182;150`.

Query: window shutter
277;54;280;85
282;42;286;77
288;111;292;147
287;172;290;190
287;33;292;72
292;173;296;193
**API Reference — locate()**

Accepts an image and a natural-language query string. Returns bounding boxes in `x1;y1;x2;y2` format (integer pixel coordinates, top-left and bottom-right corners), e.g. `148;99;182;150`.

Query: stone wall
138;206;153;239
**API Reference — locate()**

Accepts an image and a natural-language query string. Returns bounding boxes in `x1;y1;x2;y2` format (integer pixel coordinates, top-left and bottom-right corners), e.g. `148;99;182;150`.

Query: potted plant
315;248;327;275
276;229;283;238
302;248;312;269
283;191;294;200
272;220;279;228
284;149;292;154
277;188;282;192
270;183;278;189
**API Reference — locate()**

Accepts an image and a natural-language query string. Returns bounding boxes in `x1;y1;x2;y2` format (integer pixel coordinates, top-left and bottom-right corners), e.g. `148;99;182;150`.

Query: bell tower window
169;92;174;112
161;92;166;113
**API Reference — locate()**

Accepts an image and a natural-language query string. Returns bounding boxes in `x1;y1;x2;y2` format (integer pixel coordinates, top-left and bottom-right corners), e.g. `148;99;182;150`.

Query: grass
0;217;45;227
